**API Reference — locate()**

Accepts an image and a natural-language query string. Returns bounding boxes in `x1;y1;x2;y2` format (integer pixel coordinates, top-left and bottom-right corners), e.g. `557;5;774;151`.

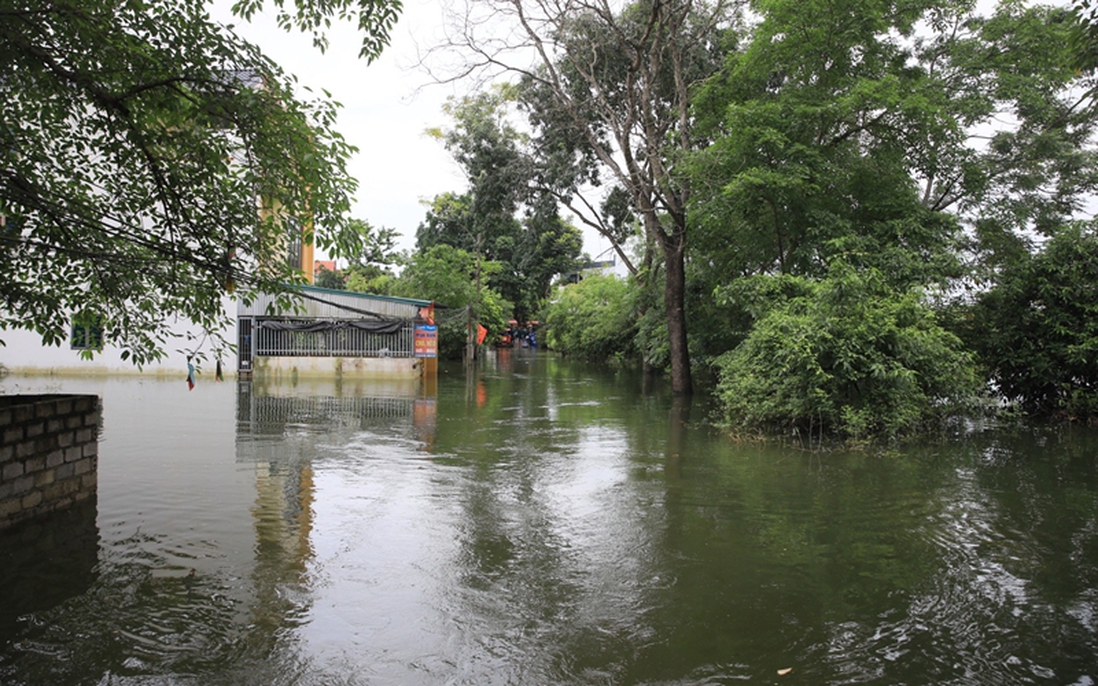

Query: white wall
0;297;237;379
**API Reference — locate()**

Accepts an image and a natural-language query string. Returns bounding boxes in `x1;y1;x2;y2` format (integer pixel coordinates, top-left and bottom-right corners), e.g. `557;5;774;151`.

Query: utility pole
465;231;483;366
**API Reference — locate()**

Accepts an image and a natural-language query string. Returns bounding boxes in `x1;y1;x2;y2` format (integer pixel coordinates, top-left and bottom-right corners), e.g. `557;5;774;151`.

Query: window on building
285;216;303;271
71;319;103;350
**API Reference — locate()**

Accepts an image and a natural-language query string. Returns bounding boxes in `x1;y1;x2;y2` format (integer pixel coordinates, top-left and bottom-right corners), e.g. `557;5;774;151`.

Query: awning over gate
257;319;407;334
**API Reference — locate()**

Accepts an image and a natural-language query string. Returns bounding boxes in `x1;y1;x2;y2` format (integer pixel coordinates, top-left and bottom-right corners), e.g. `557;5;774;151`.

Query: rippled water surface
1;351;1097;685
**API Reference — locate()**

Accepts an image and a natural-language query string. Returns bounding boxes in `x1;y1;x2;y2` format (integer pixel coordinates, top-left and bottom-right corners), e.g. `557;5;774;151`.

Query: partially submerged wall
0;296;236;377
0;394;99;530
253;356;422;381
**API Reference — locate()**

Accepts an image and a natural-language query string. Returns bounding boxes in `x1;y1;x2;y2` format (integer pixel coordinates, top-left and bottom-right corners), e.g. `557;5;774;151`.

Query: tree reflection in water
0;362;1095;684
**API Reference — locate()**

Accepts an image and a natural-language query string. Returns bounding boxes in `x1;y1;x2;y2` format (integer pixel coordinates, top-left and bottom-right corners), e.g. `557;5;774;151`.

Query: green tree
1068;0;1098;85
342;218;399;294
314;265;346;290
433;0;738;395
715;264;980;441
690;0;1098;284
345;265;397;295
0;0;400;366
946;2;1098;278
416;192;473;256
231;0;401;61
689;0;1097;431
421;91;582;321
543;274;636;363
392;244;511;359
688;0;974;289
683;0;976;370
963;223;1098;418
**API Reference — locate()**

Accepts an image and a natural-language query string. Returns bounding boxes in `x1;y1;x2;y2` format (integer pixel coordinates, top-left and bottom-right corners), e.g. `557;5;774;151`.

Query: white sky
212;0;469;256
211;0;625;266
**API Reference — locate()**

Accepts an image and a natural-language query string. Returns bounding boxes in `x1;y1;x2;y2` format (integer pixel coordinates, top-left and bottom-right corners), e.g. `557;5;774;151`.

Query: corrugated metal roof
238;286;431;319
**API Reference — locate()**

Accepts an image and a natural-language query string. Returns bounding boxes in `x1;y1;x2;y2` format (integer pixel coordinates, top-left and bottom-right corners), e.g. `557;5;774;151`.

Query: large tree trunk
643;198;693;396
431;0;724;396
663;234;693;396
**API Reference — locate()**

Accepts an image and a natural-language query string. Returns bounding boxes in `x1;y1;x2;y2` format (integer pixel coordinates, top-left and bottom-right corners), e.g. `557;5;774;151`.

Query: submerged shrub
715;264;980;441
544;274;636;363
965;223;1098;419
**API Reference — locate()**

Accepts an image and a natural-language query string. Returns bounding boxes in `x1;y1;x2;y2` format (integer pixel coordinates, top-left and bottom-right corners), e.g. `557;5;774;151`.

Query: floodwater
1;350;1097;685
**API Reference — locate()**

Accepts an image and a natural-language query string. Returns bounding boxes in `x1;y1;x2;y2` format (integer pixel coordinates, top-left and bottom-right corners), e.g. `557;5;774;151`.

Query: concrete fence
0;394;99;530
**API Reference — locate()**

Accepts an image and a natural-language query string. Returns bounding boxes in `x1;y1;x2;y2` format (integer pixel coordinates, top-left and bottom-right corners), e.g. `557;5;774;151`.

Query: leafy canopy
231;0;402;61
392;244;511;359
685;0;1098;434
543;274;636;363
964;223;1098;418
0;0;400;366
420;90;582;322
503;0;739;395
715;263;980;441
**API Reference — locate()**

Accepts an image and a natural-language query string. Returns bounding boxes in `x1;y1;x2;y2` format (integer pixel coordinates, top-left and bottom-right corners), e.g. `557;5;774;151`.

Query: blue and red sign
414;324;438;358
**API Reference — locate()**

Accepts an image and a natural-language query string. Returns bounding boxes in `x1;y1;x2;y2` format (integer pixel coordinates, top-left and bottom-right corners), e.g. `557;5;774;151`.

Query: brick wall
0;394;99;529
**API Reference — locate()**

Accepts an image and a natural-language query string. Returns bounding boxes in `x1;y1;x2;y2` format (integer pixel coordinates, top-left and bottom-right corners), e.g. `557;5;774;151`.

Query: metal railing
240;393;416;428
253;319;415;358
